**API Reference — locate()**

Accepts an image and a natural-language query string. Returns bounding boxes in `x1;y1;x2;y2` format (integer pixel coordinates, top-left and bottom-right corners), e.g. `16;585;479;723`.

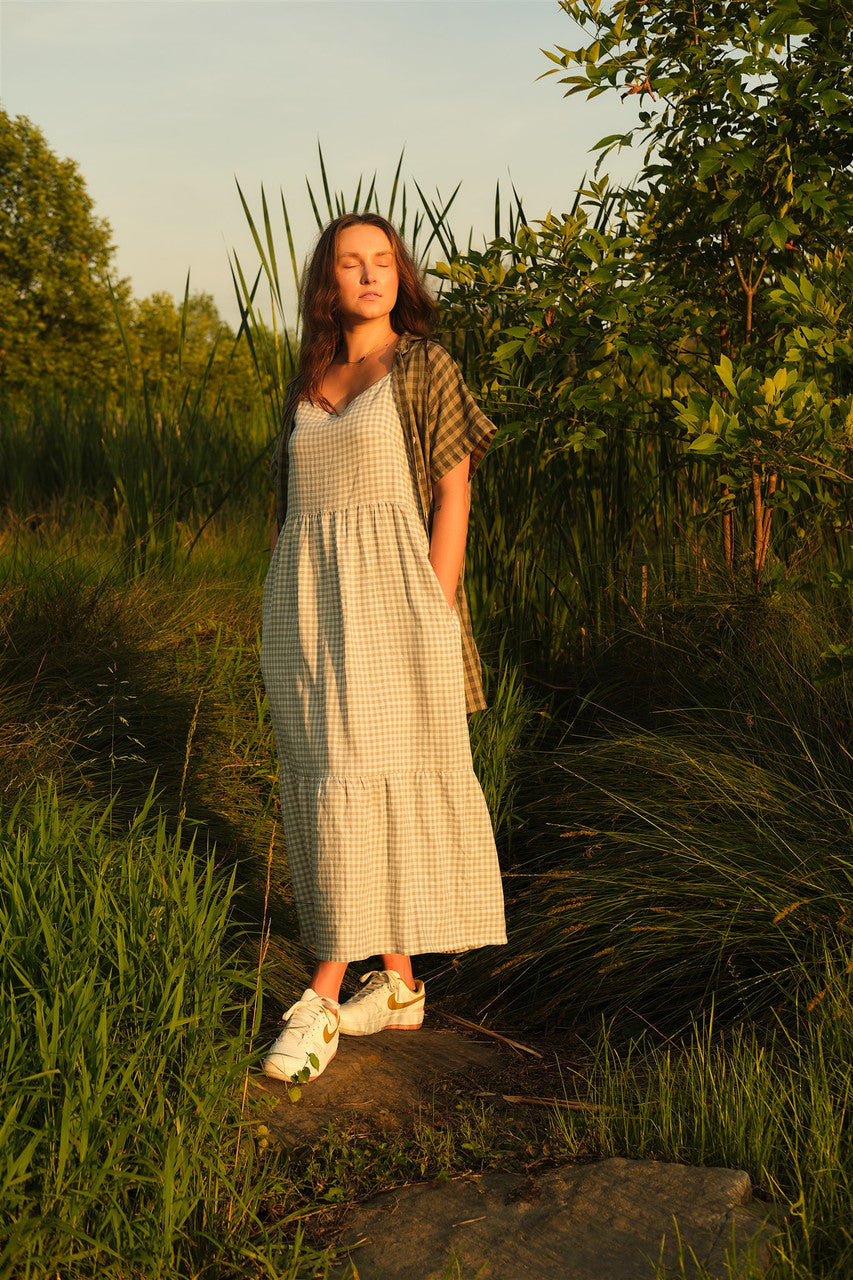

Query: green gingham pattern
260;374;507;960
269;334;497;715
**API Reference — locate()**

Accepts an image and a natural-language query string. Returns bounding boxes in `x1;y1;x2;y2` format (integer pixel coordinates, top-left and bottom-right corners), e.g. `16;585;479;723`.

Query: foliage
0;17;851;1278
439;0;853;593
453;589;853;1034
0;286;271;572
552;988;853;1280
0;529;535;1006
2;517;853;1277
0;106;266;467
0;108;128;396
122;285;261;415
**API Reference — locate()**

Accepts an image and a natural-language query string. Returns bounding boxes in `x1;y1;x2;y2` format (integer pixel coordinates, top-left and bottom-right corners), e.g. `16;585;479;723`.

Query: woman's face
333;223;399;327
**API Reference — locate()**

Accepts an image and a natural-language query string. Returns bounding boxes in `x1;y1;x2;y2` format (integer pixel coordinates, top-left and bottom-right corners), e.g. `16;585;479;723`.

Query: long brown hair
285;213;436;416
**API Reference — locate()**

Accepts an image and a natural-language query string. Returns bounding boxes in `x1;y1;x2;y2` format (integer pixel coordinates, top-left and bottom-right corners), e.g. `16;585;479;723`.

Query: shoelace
350;970;391;1003
280;997;331;1042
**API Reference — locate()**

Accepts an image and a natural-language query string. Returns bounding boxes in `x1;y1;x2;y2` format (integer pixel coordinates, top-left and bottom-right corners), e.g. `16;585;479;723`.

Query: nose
360;261;376;284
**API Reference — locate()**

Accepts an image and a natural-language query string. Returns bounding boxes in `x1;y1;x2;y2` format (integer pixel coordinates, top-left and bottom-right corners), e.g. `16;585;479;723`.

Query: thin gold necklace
341;332;396;365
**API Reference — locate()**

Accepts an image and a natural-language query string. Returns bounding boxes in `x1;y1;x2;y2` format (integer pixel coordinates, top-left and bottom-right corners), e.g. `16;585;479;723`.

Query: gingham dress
260;372;507;962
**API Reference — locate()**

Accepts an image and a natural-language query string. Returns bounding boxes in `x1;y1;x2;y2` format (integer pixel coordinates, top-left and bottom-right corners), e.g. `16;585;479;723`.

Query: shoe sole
340;1021;423;1037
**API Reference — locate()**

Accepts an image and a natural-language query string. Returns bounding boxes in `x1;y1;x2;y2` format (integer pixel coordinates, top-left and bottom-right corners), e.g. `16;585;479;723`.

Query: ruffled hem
279;765;507;961
311;935;509;963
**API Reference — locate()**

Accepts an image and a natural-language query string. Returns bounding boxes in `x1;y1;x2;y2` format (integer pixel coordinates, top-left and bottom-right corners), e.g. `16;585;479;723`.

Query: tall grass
550;971;852;1278
2;150;853;1278
230;144;463;429
0;784;333;1278
448;588;853;1036
3;153;850;677
0;286;273;574
0;531;536;1022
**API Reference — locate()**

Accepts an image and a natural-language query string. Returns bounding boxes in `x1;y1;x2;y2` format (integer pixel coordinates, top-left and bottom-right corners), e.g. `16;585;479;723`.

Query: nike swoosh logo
323;1014;339;1043
388;988;424;1011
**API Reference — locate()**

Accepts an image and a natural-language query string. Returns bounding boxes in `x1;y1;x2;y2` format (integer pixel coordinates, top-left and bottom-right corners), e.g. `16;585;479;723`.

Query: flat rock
250;1028;503;1143
334;1157;779;1280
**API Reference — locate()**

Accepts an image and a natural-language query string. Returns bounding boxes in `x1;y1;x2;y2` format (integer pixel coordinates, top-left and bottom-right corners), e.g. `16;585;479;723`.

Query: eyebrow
338;249;393;259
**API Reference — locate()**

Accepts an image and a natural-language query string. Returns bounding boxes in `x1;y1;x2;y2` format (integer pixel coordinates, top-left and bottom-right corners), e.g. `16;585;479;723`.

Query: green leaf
494;339;524;361
689;433;723;455
768;220;789;251
715;355;737;397
697;149;724;180
742;212;768;238
578;239;602;265
591;133;632;152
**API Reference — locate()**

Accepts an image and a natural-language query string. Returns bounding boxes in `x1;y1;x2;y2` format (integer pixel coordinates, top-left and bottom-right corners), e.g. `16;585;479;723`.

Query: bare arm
429;454;471;611
270;523;278;555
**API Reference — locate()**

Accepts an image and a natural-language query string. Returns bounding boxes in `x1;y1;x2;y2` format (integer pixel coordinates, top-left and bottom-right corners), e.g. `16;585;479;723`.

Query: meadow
1;280;851;1276
3;5;853;1267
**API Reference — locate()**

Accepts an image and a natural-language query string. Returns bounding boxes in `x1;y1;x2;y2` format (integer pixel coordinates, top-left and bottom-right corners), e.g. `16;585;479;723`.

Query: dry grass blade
442;1012;542;1058
472;1091;603;1112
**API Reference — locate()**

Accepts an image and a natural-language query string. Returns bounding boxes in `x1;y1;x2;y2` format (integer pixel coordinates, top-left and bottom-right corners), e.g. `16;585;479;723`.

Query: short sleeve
427;343;497;486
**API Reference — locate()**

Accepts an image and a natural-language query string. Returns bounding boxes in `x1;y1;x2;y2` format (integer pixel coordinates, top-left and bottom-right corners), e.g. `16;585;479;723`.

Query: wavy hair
285;213;437;416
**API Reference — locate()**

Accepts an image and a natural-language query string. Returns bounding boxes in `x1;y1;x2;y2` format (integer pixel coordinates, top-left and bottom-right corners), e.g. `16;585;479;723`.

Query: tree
122;287;260;414
438;0;853;595
0;108;127;396
545;0;853;586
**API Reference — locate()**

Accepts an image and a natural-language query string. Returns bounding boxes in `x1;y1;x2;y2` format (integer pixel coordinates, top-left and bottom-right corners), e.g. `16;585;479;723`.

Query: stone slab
333;1157;779;1280
250;1028;503;1143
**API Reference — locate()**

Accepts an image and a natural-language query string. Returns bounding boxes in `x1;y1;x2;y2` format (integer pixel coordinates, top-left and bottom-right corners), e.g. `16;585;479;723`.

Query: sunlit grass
549;976;852;1279
0;784;336;1279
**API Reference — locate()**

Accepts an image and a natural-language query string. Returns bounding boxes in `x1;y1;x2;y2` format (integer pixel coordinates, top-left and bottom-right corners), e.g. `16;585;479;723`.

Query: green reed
0;784;333;1278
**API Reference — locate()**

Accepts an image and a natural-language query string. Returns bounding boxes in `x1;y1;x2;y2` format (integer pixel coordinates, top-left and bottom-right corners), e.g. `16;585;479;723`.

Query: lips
359;292;380;299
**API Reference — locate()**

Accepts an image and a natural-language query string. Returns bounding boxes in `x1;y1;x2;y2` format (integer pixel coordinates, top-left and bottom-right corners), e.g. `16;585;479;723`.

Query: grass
1;513;852;1277
0;784;336;1279
448;588;853;1034
2;165;852;1270
0;511;537;1009
549;985;853;1279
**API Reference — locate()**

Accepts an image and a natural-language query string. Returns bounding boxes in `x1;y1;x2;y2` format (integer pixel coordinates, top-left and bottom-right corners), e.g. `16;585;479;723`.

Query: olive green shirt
269;332;497;715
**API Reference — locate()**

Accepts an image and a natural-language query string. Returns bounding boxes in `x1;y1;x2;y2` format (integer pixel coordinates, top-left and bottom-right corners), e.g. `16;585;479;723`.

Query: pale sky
0;0;643;328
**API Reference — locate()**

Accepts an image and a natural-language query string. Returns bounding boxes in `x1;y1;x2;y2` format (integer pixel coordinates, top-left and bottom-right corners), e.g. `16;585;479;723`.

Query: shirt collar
394;331;414;358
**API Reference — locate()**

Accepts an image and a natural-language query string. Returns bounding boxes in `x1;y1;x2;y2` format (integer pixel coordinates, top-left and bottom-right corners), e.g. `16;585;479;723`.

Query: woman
260;212;506;1083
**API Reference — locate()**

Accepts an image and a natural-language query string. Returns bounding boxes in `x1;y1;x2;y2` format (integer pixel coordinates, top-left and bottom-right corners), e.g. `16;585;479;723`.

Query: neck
340;320;396;364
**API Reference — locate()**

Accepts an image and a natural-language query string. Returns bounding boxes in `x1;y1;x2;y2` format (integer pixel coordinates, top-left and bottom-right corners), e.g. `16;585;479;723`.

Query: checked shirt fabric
260;372;507;961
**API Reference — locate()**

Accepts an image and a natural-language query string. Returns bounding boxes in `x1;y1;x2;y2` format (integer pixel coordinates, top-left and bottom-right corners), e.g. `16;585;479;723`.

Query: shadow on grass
0;552;310;1001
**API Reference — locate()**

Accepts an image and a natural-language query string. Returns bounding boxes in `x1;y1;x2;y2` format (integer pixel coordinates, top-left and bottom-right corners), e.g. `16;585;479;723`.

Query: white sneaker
263;988;340;1082
338;969;426;1036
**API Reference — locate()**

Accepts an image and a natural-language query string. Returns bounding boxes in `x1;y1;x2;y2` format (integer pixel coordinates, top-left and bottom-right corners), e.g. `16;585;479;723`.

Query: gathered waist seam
283;498;425;524
283;765;476;783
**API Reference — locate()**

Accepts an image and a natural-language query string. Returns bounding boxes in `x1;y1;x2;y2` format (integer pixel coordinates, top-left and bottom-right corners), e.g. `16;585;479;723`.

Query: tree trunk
751;461;777;590
722;483;733;567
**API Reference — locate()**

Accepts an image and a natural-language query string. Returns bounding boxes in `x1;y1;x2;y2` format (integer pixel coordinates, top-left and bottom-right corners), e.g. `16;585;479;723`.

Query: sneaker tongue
303;987;339;1009
358;970;387;992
